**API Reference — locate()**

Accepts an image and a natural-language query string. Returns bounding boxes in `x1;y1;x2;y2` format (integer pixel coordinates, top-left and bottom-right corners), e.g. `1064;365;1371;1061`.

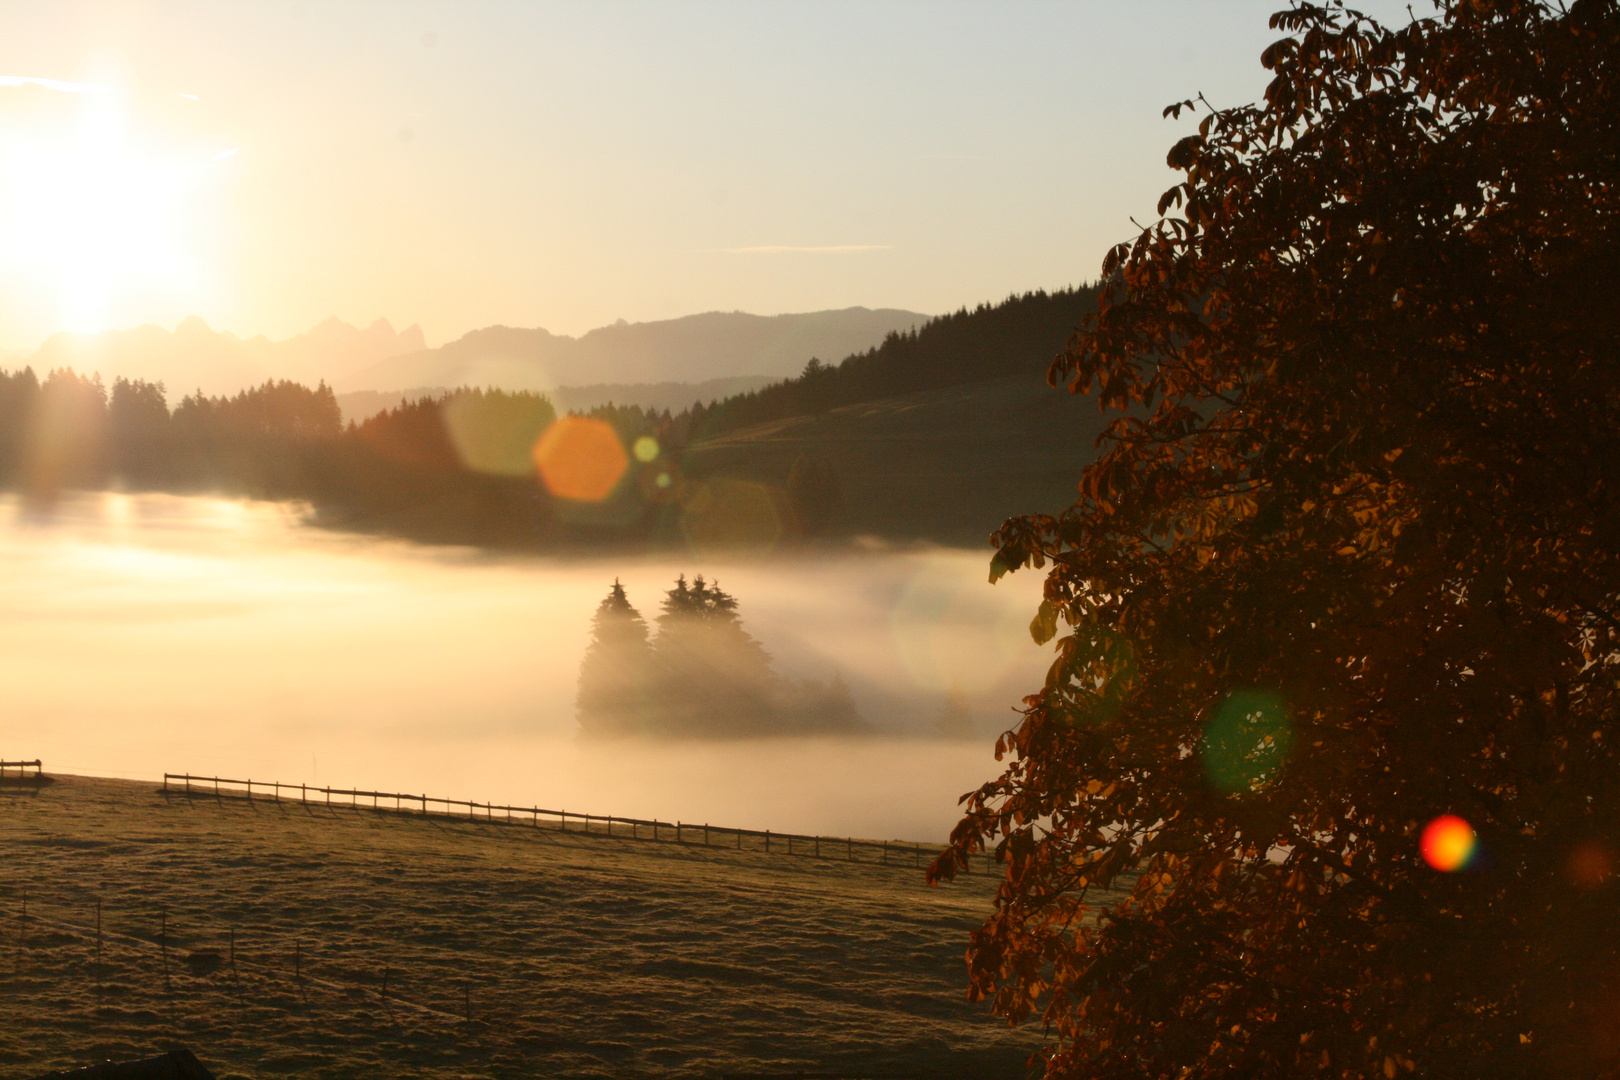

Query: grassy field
0;774;1060;1080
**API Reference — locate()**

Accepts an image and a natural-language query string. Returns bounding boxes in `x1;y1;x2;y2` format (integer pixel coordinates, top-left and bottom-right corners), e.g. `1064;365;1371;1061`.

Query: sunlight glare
0;85;217;333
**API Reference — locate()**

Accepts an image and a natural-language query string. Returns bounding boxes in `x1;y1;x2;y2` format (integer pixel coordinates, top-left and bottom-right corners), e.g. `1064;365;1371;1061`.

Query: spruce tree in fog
652;574;780;736
576;579;654;737
575;574;866;737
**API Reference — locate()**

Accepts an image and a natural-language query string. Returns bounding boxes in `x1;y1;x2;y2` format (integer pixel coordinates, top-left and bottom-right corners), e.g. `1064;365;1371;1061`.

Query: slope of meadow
0;775;1065;1080
682;375;1111;545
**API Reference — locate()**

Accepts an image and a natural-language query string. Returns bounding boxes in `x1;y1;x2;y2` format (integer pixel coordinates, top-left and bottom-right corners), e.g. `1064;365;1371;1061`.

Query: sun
0;82;220;335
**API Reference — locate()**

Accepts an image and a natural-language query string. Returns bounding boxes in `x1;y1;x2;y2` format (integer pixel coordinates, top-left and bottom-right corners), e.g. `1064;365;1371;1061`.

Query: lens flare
442;392;553;476
532;416;628;502
677;478;785;553
1568;842;1613;887
1421;814;1476;872
632;436;659;463
1202;690;1292;794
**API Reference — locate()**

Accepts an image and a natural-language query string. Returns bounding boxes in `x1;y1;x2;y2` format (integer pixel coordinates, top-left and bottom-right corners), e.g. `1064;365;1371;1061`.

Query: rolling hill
681;372;1109;547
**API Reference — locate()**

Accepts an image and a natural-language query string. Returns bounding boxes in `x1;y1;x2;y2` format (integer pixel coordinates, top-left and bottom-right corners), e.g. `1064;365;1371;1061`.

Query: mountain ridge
336;307;930;393
16;307;928;402
24;316;426;398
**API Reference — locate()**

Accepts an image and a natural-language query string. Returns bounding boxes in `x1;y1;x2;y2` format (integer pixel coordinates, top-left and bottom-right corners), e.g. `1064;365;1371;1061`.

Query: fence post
848;837;853;861
704;823;709;846
676;821;682;843
765;829;771;852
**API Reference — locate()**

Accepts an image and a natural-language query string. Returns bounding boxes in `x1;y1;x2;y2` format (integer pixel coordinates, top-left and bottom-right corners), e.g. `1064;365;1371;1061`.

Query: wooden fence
0;759;43;782
161;773;976;874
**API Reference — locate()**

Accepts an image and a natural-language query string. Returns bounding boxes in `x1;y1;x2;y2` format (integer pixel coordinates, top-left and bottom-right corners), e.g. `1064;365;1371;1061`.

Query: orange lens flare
1421;814;1476;872
532;416;628;502
1568;842;1614;887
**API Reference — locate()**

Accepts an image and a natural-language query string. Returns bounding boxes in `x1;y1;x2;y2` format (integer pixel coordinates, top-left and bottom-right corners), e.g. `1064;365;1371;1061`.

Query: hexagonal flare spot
678;478;786;554
532;416;629;502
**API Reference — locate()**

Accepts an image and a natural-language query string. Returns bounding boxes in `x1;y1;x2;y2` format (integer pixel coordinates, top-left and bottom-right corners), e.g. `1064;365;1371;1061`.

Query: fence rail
0;759;43;782
161;772;975;873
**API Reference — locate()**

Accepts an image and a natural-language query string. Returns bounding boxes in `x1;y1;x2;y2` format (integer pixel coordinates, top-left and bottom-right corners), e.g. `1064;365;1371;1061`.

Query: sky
0;1;1419;352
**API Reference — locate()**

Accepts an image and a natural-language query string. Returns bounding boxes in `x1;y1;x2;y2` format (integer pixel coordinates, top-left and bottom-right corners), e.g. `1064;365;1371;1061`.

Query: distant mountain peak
338;307;932;394
18;313;436;398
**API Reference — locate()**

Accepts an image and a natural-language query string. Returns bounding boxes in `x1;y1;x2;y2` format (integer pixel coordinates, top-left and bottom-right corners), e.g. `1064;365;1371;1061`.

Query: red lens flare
1420;814;1476;872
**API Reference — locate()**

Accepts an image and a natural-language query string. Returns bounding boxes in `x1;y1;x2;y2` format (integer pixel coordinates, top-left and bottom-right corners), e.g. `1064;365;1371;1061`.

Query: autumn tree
576;579;655;737
931;2;1620;1078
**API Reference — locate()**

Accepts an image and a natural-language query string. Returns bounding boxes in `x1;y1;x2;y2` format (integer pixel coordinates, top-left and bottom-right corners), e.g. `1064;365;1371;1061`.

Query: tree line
577;576;864;738
0;367;690;545
0;285;1106;545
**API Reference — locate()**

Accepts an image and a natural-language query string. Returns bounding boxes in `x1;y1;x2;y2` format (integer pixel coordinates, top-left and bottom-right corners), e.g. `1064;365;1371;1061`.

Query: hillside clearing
682;375;1109;546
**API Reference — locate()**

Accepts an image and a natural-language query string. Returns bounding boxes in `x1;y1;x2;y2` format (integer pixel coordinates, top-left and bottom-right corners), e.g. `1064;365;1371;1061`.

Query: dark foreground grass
0;775;1054;1079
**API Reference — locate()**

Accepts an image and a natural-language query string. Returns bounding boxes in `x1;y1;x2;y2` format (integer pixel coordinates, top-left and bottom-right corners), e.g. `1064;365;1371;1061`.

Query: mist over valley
1;490;1045;841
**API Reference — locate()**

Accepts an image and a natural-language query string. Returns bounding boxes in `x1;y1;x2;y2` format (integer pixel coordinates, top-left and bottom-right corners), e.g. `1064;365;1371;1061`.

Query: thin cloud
712;245;893;255
0;75;113;95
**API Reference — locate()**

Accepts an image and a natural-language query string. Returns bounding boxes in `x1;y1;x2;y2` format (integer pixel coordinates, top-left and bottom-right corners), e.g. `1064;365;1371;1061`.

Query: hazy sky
0;1;1417;351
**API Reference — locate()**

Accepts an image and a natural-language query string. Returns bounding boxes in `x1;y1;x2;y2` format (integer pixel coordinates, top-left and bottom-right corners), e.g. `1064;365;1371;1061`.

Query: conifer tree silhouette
575;579;653;737
652;574;779;736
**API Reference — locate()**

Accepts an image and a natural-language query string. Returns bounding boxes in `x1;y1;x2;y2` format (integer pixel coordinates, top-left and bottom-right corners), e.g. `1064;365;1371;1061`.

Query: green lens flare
1203;689;1293;794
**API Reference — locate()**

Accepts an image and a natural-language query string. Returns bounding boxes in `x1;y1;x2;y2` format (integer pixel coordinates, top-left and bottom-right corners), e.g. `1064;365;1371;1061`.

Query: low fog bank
0;492;1050;840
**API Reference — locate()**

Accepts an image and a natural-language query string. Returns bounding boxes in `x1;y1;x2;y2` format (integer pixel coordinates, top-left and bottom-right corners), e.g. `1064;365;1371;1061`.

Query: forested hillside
0;286;1102;549
676;285;1100;438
